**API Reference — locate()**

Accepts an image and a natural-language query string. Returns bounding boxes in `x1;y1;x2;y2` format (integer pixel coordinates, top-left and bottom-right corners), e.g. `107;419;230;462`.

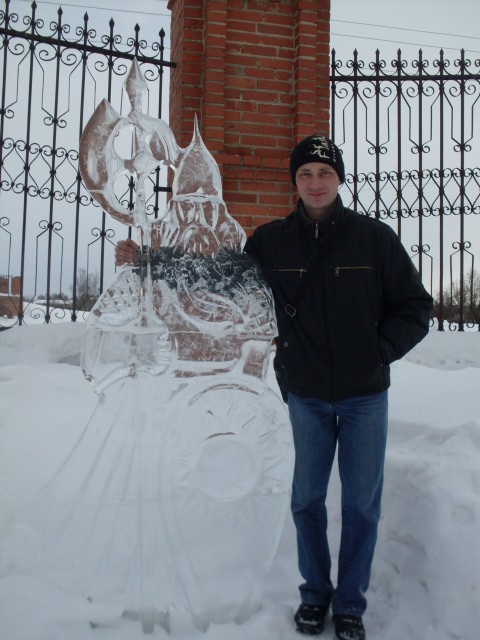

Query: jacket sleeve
243;234;263;266
377;226;433;364
243;233;272;286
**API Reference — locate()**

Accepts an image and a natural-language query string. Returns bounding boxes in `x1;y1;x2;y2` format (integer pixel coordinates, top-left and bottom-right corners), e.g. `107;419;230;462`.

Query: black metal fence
0;0;173;327
1;2;479;331
331;48;480;331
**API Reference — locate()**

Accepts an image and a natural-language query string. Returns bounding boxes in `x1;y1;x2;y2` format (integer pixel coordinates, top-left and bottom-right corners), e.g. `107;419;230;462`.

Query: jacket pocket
335;265;375;277
272;267;308;278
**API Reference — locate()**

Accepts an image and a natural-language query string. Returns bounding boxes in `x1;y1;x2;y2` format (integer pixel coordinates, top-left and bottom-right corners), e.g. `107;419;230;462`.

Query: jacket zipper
335;266;375;276
318;258;335;402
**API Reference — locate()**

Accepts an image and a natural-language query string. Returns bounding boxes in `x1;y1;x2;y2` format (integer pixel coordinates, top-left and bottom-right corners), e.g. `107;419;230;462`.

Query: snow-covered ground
0;322;479;640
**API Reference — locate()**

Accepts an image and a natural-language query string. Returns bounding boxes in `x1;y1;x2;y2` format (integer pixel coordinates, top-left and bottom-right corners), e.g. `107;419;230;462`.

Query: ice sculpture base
13;371;293;634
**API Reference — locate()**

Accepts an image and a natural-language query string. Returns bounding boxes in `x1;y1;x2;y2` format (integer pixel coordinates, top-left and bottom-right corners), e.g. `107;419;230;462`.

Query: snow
0;322;479;640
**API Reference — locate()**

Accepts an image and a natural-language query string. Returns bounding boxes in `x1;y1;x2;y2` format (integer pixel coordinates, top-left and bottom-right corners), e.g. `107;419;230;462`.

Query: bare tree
434;269;480;327
74;268;100;311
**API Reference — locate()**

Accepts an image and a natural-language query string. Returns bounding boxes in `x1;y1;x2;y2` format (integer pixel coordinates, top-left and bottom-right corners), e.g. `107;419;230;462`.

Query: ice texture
14;60;294;633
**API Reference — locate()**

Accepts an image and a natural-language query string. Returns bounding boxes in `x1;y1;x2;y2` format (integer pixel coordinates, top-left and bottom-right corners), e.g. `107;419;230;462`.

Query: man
244;135;433;640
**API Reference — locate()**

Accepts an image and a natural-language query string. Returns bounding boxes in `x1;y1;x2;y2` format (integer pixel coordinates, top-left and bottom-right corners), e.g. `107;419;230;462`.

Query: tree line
433;269;480;326
31;268;480;328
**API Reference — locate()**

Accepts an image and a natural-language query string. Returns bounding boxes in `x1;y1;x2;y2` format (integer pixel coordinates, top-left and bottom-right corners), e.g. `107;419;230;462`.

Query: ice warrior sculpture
18;60;294;633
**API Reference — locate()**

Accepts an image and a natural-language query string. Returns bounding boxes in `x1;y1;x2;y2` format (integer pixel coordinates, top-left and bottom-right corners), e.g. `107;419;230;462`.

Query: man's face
295;162;340;221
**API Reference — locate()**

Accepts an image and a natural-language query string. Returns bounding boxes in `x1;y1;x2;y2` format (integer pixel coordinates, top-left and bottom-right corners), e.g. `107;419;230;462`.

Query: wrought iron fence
0;0;173;328
331;48;480;331
1;2;479;332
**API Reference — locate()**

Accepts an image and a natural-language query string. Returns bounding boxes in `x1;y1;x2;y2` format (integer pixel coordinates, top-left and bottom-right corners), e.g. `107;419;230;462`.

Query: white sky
10;0;172;54
330;0;480;59
11;0;480;60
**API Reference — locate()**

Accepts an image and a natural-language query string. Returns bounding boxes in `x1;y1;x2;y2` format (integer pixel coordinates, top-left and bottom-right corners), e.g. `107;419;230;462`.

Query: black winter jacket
244;196;433;402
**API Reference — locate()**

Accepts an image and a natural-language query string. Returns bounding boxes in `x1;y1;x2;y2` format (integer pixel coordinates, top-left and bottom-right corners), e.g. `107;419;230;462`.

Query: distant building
0;275;22;318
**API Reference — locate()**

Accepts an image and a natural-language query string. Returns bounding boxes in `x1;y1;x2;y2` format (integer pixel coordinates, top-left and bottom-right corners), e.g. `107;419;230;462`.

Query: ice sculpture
16;60;294;633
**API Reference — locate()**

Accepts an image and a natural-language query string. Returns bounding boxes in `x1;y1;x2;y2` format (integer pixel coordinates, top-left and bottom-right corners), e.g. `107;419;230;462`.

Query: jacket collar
296;195;343;232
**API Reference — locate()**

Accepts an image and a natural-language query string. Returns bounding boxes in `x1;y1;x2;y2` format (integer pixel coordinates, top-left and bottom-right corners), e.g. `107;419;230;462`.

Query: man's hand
115;238;140;266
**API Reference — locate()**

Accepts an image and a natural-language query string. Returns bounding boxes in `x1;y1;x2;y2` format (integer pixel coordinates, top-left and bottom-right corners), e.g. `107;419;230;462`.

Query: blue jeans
288;390;388;616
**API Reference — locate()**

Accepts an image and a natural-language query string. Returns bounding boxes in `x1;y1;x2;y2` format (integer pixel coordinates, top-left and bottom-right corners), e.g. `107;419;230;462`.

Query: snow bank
0;324;479;640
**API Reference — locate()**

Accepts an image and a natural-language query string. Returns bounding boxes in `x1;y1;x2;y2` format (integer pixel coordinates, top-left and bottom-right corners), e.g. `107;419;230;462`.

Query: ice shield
15;60;294;633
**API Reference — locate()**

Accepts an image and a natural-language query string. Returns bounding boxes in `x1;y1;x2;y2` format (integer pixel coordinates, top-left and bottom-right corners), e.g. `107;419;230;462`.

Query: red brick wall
167;0;331;233
0;275;21;295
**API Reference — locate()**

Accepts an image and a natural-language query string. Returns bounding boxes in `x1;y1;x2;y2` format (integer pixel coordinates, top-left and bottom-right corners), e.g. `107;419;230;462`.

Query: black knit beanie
289;135;345;185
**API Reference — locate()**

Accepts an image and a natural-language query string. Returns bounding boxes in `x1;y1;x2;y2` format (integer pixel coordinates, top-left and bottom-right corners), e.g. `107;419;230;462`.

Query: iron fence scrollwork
1;3;479;332
0;0;174;328
331;47;480;331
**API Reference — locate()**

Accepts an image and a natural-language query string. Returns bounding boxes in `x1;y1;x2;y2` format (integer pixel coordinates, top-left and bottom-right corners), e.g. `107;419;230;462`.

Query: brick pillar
167;0;331;233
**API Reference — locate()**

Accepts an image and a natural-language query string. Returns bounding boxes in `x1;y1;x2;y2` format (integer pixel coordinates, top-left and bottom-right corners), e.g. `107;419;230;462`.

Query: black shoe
333;614;366;640
294;602;328;635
